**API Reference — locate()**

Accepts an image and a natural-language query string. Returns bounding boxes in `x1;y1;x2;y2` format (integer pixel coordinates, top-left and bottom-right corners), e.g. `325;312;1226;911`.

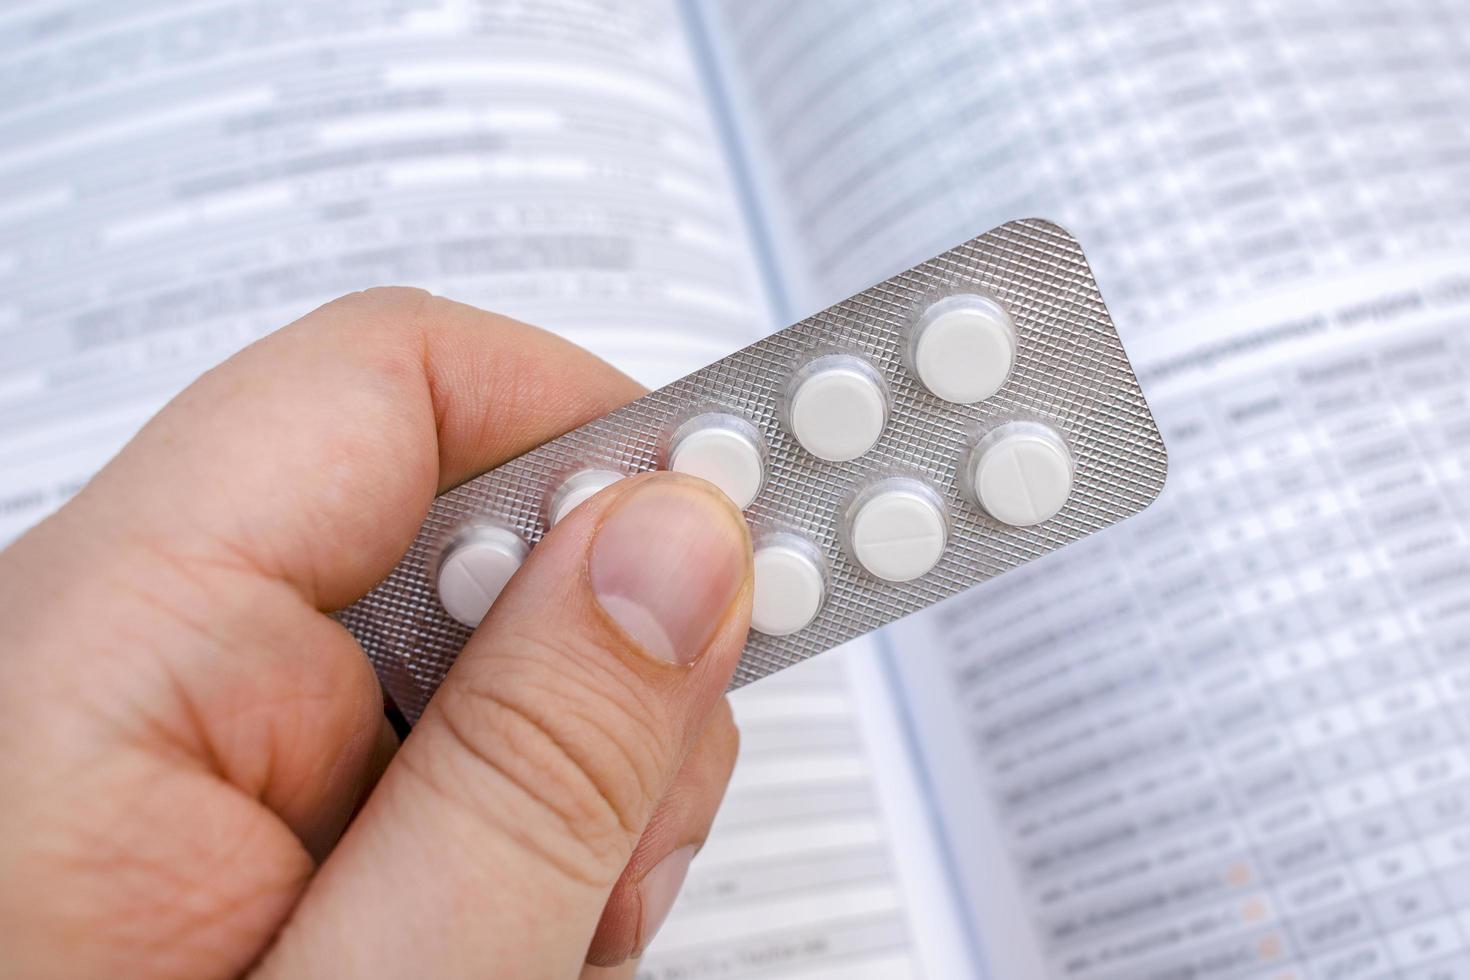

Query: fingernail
590;479;748;665
637;845;696;952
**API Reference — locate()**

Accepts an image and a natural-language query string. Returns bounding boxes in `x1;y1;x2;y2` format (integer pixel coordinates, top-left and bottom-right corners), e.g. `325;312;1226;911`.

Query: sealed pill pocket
338;219;1169;722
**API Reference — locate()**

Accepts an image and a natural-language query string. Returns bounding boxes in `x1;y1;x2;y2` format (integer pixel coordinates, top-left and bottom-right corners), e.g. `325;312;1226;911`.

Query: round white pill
969;422;1074;526
668;415;765;509
751;540;826;635
847;480;948;582
435;524;529;628
548;468;623;526
786;355;888;462
908;294;1016;404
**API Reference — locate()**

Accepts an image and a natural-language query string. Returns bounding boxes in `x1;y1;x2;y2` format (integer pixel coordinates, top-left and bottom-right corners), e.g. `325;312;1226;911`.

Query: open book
4;1;1469;977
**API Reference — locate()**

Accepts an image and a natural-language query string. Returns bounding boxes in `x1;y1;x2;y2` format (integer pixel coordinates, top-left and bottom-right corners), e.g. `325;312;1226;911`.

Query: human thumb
257;472;752;978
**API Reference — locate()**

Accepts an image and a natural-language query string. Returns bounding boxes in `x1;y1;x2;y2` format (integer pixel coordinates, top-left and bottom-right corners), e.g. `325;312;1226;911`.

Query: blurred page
0;2;947;976
643;643;968;979
0;0;768;543
892;264;1470;978
707;1;1470;977
707;0;1469;326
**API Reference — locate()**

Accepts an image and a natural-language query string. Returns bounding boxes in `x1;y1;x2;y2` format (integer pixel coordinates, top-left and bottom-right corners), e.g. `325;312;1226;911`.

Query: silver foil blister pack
340;219;1168;721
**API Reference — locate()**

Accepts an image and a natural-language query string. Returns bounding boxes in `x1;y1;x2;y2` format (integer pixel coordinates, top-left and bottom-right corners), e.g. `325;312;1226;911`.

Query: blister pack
339;219;1168;721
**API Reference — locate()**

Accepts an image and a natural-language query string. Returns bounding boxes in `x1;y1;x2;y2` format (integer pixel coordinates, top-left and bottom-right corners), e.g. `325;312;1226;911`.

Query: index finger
75;286;645;609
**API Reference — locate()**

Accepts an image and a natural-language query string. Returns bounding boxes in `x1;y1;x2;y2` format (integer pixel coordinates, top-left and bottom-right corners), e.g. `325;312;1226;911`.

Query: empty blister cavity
667;412;766;509
844;477;949;583
751;533;828;636
435;522;530;628
964;421;1074;526
782;353;889;462
906;293;1016;404
547;468;624;526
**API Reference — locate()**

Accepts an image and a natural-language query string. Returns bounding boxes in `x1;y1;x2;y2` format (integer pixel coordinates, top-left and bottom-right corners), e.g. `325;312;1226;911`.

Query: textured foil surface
339;220;1169;722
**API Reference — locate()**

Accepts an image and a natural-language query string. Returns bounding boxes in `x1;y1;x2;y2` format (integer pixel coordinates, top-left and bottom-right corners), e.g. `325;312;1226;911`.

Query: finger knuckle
421;635;672;884
708;699;741;775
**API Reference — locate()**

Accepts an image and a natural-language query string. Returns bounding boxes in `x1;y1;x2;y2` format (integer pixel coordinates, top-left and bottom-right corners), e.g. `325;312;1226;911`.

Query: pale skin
0;288;753;979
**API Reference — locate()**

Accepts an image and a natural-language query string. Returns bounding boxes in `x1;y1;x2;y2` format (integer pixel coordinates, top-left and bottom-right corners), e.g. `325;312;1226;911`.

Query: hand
0;289;752;978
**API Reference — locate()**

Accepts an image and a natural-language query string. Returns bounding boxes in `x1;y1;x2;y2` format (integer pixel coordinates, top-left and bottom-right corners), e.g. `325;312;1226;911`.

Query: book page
0;0;769;545
644;642;966;980
706;0;1469;326
0;3;944;976
892;264;1470;979
705;1;1470;977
